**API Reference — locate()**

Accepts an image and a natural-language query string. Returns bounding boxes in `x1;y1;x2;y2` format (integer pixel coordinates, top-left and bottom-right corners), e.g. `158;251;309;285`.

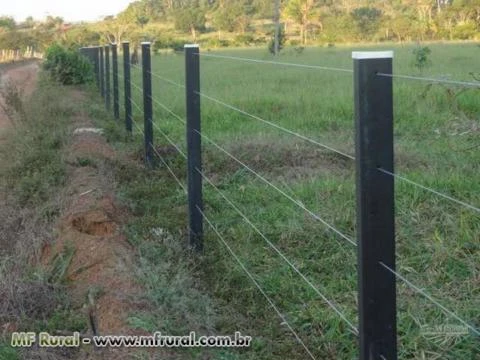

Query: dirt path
0;62;39;142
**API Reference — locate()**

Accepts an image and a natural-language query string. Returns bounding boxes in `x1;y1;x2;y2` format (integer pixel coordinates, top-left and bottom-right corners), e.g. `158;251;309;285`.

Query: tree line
1;0;479;52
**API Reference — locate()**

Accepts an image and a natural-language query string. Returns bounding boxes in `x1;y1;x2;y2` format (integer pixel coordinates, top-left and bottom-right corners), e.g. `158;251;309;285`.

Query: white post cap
352;51;394;59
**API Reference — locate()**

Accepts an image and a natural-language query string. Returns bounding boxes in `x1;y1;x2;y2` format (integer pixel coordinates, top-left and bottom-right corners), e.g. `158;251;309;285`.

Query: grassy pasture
114;43;479;359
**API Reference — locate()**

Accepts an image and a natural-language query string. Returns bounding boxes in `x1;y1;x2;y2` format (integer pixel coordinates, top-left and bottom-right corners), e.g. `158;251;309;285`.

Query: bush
43;44;94;85
412;46;432;72
153;36;186;52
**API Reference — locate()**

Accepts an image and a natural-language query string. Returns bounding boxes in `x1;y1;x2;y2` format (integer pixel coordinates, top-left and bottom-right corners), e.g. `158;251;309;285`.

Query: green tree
284;0;317;45
0;16;16;31
212;0;255;33
173;6;206;41
351;7;383;40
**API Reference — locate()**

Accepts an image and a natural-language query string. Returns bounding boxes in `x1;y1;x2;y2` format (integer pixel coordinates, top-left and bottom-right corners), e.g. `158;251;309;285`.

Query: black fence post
185;44;203;252
112;43;120;120
353;51;397;360
99;46;105;98
105;45;111;110
142;42;154;167
94;47;100;90
122;42;132;134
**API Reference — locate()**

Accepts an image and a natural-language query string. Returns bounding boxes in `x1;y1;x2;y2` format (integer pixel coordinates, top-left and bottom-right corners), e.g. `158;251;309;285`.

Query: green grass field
109;43;479;359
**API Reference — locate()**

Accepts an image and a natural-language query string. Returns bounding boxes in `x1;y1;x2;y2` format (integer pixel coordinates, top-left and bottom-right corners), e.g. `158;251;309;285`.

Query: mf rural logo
11;332;85;347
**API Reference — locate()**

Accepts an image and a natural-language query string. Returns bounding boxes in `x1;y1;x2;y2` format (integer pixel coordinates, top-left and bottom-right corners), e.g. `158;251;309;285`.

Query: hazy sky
3;0;134;22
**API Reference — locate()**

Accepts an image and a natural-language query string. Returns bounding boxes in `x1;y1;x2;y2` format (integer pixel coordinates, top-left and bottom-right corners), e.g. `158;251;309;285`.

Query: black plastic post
99;47;105;98
122;42;132;134
353;51;397;360
94;47;100;89
185;44;203;252
142;42;154;167
105;45;111;110
112;43;120;120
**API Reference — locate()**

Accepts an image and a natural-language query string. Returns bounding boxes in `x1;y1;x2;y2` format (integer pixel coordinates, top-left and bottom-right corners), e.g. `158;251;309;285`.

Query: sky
2;0;134;23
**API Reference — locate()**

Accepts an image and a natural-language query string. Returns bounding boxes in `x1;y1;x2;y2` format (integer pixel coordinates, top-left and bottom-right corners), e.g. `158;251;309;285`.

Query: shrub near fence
80;43;480;360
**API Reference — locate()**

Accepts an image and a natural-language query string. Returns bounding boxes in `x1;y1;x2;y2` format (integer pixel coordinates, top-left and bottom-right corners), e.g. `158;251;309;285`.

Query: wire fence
79;44;480;360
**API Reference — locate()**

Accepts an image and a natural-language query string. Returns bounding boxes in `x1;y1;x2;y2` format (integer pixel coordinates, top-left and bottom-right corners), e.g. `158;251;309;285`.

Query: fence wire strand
150;96;186;125
149;71;185;89
142;96;355;246
195;91;355;160
196;129;356;247
378;168;480;214
379;262;480;336
377;72;480;88
130;81;143;94
197;166;359;335
196;52;353;73
152;122;187;159
130;97;143;114
198;206;317;360
150;144;187;194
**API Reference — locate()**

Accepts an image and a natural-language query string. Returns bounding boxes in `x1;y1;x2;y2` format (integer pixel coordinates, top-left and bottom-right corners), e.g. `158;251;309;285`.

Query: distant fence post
99;46;105;98
185;44;203;252
105;45;111;110
353;51;397;360
122;42;132;134
94;47;100;89
142;42;154;167
112;43;120;120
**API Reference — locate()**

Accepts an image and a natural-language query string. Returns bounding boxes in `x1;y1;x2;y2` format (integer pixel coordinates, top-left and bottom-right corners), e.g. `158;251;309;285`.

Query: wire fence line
150;96;186;125
196;165;359;335
196;52;354;73
195;90;355;160
378;168;480;214
129;66;480;215
128;64;480;215
194;128;357;247
198;206;318;360
152;122;187;159
145;109;358;332
379;262;480;336
150;71;185;89
376;72;480;88
132;89;356;246
84;43;480;360
126;96;480;342
151;143;187;194
110;93;480;349
127;97;187;194
128;90;359;336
